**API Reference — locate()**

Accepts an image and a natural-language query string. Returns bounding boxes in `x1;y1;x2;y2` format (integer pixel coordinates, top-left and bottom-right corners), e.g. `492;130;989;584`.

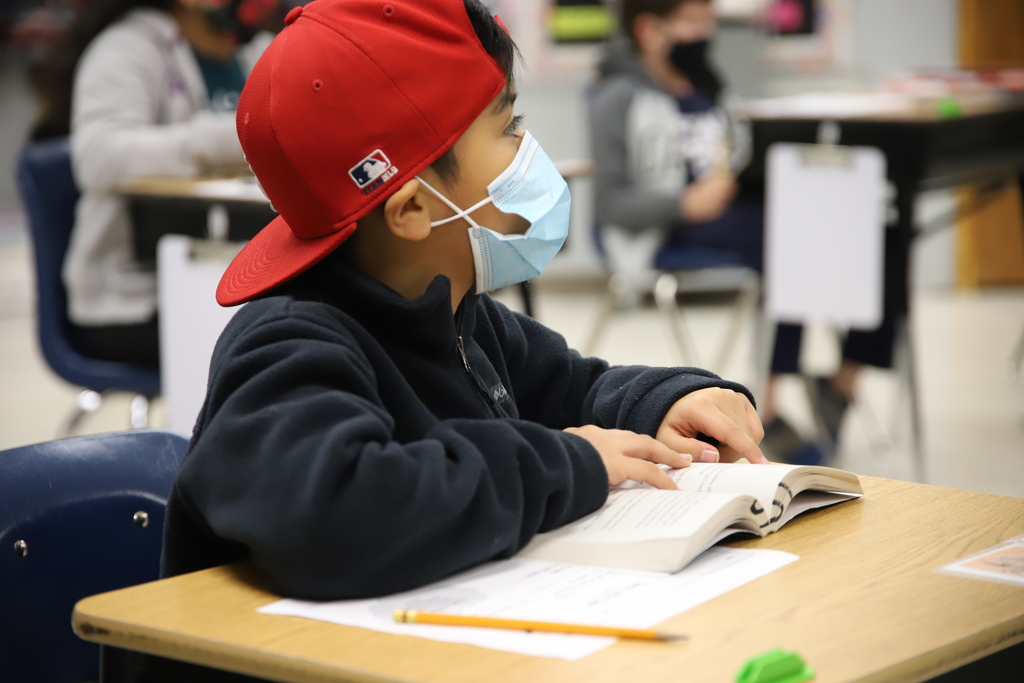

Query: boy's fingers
627;459;678;490
699;410;766;464
745;400;765;444
655;430;719;463
625;434;692;469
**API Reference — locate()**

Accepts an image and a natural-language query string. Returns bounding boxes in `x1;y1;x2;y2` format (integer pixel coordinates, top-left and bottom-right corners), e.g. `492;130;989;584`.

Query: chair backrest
15;138;160;396
0;430;189;683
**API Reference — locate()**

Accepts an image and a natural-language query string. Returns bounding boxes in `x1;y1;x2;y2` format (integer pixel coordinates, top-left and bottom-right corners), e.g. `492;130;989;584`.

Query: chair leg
654;273;700;367
821;325;898;455
60;389;102;437
750;308;773;407
1007;322;1024;382
581;274;629;357
130;394;151;430
850;386;896;454
711;277;760;374
806;324;899;457
859;315;926;480
517;280;535;319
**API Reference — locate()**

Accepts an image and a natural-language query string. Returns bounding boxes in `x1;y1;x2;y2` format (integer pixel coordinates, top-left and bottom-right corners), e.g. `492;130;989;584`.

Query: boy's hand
564;426;691;490
679;170;737;223
656;388;768;464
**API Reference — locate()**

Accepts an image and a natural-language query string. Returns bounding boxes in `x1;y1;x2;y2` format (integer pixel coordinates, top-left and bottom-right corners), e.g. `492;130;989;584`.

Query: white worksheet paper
258;547;797;661
935;533;1024;587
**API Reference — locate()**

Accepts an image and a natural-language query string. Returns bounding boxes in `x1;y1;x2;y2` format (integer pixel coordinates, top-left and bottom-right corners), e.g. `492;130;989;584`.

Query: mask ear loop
416;177;493;228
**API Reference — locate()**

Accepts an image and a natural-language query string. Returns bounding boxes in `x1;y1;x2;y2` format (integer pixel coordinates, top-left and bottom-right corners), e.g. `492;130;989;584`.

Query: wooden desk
115;176;271;204
114;160;594;204
73;477;1024;683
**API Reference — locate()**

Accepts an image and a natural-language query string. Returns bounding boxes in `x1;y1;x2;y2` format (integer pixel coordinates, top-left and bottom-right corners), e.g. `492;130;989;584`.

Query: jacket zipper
456;335;472;373
455;307;496;418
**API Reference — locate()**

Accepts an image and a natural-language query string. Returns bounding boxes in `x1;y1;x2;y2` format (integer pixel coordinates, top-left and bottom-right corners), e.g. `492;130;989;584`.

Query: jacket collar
299;254;477;355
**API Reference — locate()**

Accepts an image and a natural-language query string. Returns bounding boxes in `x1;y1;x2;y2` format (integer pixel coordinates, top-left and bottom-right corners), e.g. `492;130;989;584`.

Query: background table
117;161;597;263
116;176;276;265
735;96;1024;481
74;476;1024;683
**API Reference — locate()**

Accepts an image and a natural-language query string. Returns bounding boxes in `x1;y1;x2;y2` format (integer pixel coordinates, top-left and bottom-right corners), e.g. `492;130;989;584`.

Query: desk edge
72;600;413;683
855;612;1024;683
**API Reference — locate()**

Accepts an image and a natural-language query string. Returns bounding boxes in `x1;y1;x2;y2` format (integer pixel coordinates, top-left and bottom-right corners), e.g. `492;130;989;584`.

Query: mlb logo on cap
349;150;398;194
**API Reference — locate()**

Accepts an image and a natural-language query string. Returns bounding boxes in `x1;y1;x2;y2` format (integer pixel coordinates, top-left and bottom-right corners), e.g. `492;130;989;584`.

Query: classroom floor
1;212;1023;498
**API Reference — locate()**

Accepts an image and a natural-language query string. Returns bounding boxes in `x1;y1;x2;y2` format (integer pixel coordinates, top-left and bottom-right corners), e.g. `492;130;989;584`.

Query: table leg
894;178;927;482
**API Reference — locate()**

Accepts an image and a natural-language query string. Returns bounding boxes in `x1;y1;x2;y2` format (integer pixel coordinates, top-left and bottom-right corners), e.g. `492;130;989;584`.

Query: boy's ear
382;179;432;242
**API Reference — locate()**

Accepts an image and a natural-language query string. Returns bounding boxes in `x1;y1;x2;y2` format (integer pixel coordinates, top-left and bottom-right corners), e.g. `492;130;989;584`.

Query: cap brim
217;215;356;306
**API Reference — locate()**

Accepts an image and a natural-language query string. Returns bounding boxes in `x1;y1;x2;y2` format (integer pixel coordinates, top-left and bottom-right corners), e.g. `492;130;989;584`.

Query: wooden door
957;0;1024;287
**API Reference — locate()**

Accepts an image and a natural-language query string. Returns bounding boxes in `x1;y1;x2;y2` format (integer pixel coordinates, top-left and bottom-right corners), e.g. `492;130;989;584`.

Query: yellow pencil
393;609;687;641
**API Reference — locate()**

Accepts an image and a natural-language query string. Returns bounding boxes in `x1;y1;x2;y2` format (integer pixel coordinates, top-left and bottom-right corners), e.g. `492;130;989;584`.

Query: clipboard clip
798;120;853;168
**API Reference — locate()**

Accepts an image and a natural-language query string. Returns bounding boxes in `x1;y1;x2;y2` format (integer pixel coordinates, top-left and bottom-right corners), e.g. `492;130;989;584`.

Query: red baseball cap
217;0;507;306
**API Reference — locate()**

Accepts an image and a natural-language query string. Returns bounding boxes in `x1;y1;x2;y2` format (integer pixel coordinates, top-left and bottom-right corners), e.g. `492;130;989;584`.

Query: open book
519;462;863;573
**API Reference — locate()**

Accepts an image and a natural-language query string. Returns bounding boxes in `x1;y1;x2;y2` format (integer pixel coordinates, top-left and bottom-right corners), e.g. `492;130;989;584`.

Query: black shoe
806;376;850;452
760;417;826;466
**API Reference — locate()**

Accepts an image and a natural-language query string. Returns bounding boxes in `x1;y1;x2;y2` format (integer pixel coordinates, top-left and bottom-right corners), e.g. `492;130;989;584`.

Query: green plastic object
735;649;815;683
937;96;963;119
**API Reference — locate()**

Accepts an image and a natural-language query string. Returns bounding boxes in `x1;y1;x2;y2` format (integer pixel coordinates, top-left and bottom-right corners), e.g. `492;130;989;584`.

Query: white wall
848;0;957;87
849;0;958;289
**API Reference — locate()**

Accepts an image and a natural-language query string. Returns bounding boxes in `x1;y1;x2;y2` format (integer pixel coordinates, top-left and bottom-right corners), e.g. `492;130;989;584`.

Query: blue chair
15;138;160;434
0;429;188;683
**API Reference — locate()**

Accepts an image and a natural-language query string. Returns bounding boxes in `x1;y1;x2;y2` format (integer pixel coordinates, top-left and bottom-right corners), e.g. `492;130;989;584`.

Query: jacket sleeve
481;296;755;436
70;26;244;192
175;300;609;600
589;78;683;233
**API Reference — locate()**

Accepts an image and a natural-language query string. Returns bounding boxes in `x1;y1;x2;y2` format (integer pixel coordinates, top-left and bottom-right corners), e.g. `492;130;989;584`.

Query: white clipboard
157;235;244;436
765;142;887;328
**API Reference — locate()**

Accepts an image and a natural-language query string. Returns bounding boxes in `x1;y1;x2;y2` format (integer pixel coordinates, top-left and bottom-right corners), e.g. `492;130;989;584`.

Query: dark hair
430;0;520;187
620;0;711;45
29;0;175;141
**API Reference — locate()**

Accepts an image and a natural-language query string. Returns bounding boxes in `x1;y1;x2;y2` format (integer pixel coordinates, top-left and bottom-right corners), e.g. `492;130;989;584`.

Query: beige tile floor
2;217;1023;498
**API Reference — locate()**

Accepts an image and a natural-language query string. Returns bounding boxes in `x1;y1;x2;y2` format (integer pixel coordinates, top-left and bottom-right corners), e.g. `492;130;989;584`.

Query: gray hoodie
66;9;271;325
589;37;748;237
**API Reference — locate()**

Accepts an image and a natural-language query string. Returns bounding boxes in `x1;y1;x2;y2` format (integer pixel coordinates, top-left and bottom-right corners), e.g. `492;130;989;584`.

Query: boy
591;0;901;461
161;0;766;601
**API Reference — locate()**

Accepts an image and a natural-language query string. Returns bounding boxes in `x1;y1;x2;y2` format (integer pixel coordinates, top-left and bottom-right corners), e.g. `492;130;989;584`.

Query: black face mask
668;39;723;103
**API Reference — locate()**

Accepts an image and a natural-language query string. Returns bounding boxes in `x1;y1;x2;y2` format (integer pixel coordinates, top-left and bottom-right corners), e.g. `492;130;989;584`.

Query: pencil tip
656;632;689;641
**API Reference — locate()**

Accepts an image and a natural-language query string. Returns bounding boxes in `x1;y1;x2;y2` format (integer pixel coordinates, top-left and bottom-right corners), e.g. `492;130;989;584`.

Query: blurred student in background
590;0;901;462
29;0;280;368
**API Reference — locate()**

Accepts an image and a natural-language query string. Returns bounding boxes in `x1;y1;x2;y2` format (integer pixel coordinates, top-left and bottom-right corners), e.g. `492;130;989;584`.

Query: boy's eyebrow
492;88;517;114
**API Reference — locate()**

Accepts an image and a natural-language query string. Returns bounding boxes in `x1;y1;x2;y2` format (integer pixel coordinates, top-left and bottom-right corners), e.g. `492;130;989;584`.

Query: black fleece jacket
160;254;754;600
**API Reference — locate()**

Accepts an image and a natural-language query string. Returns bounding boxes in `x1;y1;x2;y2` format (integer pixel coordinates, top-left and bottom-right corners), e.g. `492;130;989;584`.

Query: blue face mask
418;131;571;293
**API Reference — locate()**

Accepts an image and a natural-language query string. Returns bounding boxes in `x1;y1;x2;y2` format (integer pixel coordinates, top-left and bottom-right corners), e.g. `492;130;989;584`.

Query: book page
777;490;862;527
528;488;756;544
669;463;796;525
